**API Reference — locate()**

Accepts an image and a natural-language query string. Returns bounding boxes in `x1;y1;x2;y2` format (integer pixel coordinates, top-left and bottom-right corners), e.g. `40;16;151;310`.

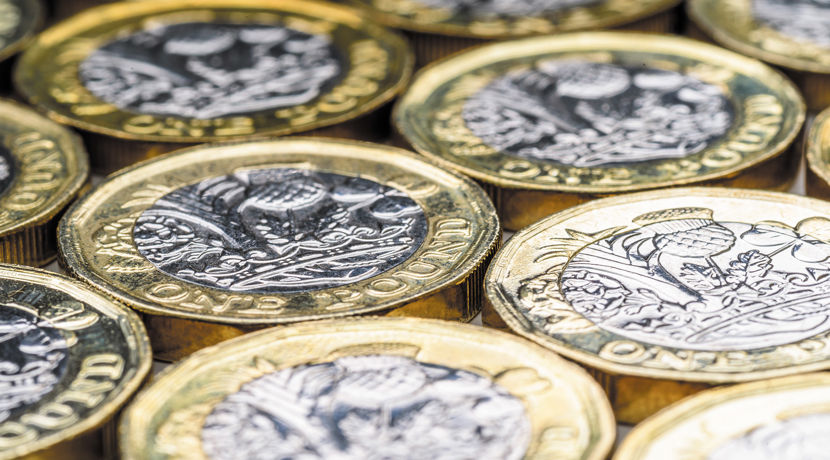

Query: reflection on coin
59;138;499;361
15;0;412;173
346;0;679;65
0;264;150;460
688;0;830;110
120;317;615;460
0;99;89;266
395;32;805;230
616;373;830;460
486;187;830;423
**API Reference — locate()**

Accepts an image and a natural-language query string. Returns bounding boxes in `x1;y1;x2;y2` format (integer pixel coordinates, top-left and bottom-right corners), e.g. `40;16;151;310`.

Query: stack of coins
5;0;830;458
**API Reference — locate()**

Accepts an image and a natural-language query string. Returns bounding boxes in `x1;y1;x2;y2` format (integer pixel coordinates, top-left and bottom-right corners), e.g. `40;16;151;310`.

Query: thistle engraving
79;22;342;119
520;209;830;351
201;355;530;460
410;0;599;17
462;60;733;167
753;0;830;47
708;413;830;460
0;305;68;423
133;168;428;293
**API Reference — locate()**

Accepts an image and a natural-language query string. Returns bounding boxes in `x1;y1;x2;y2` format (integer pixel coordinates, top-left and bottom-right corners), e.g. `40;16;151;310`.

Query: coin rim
807;107;830;188
486;186;830;383
13;0;414;143
0;263;152;460
0;0;43;64
614;372;830;459
118;316;616;460
394;31;806;193
346;0;681;38
58;137;500;325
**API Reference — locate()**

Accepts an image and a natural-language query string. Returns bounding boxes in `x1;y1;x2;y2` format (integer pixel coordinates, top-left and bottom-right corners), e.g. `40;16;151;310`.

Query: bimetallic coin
59;138;500;361
347;0;680;66
395;33;805;231
15;0;412;173
0;99;89;266
486;187;830;423
0;264;151;460
120;317;615;460
688;0;830;111
807;108;830;199
616;373;830;459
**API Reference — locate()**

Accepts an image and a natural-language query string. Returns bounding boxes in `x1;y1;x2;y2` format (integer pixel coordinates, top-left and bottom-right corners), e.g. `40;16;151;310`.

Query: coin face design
753;0;830;47
0;305;68;423
409;0;600;17
79;22;342;119
201;354;530;459
133;168;428;293
707;413;830;460
463;60;733;167
560;209;830;350
0;144;15;198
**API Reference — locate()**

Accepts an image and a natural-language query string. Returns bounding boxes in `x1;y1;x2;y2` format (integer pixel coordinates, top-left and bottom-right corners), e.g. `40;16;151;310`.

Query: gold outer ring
14;0;413;174
807;109;830;199
395;32;806;231
687;0;830;111
615;372;830;459
347;0;680;66
120;317;616;460
486;187;830;423
0;0;42;64
0;98;89;266
58;138;500;361
0;264;152;460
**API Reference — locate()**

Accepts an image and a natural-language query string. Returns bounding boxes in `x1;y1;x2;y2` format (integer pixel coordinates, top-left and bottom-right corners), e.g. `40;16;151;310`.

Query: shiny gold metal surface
0;264;151;460
807;108;830;200
15;0;412;173
347;0;679;65
688;0;830;111
58;138;500;361
486;187;830;423
395;32;805;231
615;372;830;459
120;317;615;460
0;98;89;266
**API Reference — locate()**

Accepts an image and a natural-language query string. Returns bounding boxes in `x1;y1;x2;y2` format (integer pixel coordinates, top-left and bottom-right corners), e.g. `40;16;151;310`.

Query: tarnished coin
486;187;830;423
688;0;830;111
15;0;412;173
59;138;500;361
0;99;88;266
0;264;151;460
395;32;805;231
616;372;830;459
347;0;680;66
120;317;615;460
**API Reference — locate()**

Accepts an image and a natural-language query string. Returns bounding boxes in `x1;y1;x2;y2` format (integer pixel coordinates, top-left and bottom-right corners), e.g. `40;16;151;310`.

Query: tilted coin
346;0;680;66
395;32;805;231
0;264;151;460
0;0;41;89
15;0;412;174
615;372;830;459
807;108;830;199
0;98;89;266
486;187;830;423
120;317;615;460
59;138;500;361
688;0;830;111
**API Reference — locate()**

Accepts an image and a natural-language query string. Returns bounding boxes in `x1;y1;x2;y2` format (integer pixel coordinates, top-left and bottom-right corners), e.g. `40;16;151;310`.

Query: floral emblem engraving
0;304;68;423
753;0;830;47
519;208;830;351
200;355;530;459
462;60;733;167
79;22;342;119
133;168;428;293
708;412;830;460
